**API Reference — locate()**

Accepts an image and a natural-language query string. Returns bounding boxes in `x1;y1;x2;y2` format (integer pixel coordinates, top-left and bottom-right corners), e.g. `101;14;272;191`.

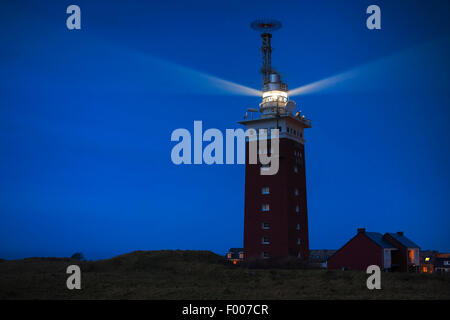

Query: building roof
365;232;396;249
386;233;420;248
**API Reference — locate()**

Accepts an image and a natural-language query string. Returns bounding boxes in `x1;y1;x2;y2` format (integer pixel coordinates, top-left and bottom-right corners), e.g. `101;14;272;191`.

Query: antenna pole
261;33;272;86
251;19;282;89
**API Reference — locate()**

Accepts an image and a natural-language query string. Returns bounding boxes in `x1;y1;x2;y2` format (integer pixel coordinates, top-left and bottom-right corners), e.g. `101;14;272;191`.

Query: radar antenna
251;19;282;87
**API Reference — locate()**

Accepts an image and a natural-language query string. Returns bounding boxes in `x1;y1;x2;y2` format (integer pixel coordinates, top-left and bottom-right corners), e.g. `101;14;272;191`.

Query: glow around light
288;70;357;96
262;90;288;99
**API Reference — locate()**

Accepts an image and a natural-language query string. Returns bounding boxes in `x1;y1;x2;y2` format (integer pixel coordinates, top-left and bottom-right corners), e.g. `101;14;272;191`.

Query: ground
0;250;449;299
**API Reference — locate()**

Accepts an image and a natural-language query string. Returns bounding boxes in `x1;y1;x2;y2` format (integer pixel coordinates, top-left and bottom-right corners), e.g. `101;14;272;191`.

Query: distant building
434;253;450;273
327;228;420;272
309;249;336;268
383;232;420;272
420;250;438;274
226;248;244;264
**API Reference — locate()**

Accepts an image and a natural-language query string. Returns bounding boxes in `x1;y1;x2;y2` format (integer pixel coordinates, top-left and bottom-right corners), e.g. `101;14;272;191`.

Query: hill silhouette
0;250;449;299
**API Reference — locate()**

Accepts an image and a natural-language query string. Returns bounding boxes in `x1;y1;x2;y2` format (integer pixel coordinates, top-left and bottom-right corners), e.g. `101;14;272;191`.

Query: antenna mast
251;19;282;87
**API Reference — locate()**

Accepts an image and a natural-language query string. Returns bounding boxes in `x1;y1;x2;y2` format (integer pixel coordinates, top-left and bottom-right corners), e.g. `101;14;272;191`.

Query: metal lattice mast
251;20;282;87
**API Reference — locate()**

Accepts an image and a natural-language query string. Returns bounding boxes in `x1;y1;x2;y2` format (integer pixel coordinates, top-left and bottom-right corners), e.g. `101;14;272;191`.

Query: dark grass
0;250;449;299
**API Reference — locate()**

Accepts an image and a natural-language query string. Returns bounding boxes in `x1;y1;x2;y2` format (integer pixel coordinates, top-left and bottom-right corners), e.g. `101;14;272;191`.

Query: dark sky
1;0;449;259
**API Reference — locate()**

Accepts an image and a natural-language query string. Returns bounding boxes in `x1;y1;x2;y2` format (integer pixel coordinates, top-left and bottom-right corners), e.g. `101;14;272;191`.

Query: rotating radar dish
250;19;282;33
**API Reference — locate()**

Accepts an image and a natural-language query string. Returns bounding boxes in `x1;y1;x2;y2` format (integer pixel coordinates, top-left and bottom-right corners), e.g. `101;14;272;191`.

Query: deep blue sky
1;0;449;259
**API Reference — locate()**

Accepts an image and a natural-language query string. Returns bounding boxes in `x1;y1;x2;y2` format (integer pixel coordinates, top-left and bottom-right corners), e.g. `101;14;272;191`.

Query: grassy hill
0;250;449;299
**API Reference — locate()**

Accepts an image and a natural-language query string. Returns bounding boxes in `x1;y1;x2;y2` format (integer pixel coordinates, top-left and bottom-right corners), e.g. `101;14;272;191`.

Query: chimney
397;231;404;236
357;228;366;234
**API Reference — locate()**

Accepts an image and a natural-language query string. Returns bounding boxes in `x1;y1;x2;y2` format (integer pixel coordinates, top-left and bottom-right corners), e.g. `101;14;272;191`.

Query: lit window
262;204;270;212
444;261;450;266
262;237;270;244
296;205;299;213
262;222;270;230
239;252;244;259
297;238;301;245
296;224;300;230
262;187;270;195
425;257;430;262
295;188;299;196
263;252;269;259
227;253;231;259
294;166;298;173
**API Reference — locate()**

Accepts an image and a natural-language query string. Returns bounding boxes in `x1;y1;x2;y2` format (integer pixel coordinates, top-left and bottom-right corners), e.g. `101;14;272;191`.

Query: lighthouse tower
239;20;311;260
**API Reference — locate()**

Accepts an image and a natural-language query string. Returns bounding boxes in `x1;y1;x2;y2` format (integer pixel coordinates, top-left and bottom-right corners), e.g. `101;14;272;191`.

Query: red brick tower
239;20;311;260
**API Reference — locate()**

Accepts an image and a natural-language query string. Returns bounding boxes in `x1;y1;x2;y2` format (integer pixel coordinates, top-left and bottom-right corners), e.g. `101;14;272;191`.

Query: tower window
295;188;299;196
296;205;299;213
262;222;270;230
261;187;270;195
262;237;270;244
296;224;300;230
262;204;270;212
262;252;269;259
297;238;301;245
294;166;298;173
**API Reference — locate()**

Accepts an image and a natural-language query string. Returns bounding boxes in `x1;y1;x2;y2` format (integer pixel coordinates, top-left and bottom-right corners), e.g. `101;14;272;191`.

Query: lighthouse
239;20;311;260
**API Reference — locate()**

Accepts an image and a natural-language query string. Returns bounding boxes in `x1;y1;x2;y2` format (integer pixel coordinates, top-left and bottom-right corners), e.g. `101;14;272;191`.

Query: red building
327;228;420;272
238;122;311;260
239;22;311;261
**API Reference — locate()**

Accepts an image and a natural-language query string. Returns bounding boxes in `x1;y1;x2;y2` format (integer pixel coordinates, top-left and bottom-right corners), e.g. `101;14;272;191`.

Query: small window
262;222;270;230
239;252;244;259
262;204;270;212
295;188;299;196
262;237;270;244
227;253;232;259
296;205;299;213
262;252;269;259
262;187;270;195
294;166;298;173
296;224;300;230
297;238;301;245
